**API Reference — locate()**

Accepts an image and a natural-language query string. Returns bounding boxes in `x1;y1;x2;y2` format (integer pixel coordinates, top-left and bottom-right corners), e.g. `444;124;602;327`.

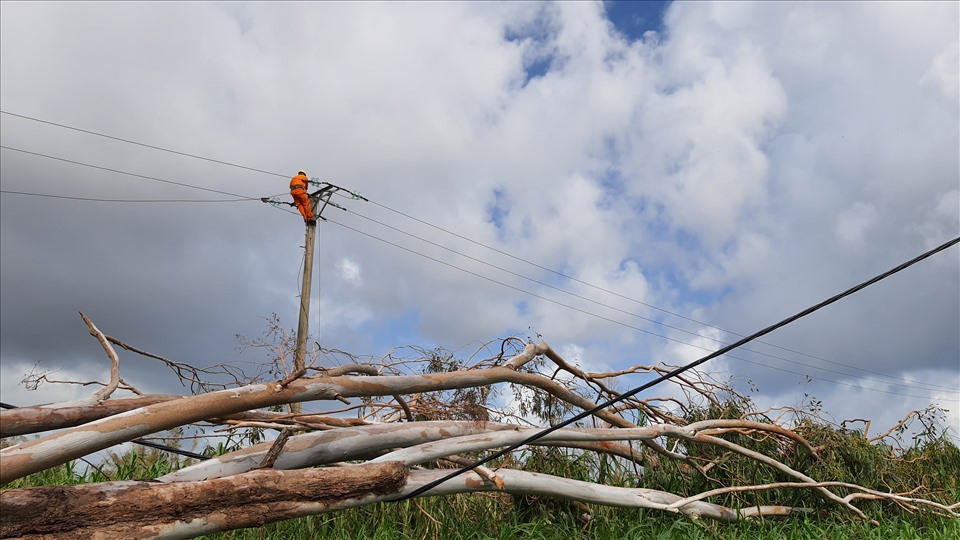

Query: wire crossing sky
1;118;953;398
404;234;960;499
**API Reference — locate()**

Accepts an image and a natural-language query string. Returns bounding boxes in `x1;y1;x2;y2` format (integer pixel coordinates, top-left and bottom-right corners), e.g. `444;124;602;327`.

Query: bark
7;463;955;540
0;466;811;540
2;360;627;484
366;422;815;480
0;462;407;540
0;396;374;439
0;395;180;438
368;426;680;466
158;420;521;482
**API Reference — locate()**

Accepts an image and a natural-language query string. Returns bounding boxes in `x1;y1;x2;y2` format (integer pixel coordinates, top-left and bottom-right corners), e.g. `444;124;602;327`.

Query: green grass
5;453;958;540
4;407;958;539
192;503;960;540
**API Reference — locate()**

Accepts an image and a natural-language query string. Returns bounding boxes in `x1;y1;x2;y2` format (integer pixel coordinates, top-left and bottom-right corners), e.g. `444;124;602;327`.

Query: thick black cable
0;402;210;461
3;110;949;391
401;236;960;500
346;209;954;393
339;189;948;392
330;210;958;400
119;439;210;461
326;215;957;399
298;200;960;400
364;197;952;392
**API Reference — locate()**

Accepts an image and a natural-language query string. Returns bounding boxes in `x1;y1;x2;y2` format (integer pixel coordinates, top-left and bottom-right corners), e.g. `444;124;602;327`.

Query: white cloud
919;40;959;115
337;257;362;286
834;202;878;249
752;368;960;446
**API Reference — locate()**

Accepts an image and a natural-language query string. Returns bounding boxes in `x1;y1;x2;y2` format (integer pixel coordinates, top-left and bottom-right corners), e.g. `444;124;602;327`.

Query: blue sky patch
486;187;511;241
604;0;671;42
503;7;557;84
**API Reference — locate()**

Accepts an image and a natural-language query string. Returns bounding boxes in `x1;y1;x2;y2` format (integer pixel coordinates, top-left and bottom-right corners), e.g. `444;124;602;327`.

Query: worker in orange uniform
290;170;316;223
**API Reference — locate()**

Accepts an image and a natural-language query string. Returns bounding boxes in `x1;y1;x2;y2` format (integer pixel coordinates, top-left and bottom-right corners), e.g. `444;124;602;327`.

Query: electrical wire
5;114;955;481
0;145;257;200
363;197;955;393
0;110;939;355
401;235;960;500
4;110;954;394
344;208;955;393
0;110;287;178
323;214;959;402
4;139;947;398
0;190;249;203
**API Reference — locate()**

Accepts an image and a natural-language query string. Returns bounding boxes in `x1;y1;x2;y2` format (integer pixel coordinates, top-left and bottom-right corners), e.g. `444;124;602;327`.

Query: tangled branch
1;316;956;539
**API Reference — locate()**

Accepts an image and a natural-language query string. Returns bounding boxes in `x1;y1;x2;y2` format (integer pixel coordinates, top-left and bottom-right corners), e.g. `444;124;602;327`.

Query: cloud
919;40;959;115
1;1;956;436
834;202;878;249
337;257;362;286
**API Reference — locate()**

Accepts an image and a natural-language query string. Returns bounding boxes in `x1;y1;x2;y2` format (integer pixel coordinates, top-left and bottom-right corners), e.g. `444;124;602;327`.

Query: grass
4;407;958;539
11;455;954;540
191;503;960;540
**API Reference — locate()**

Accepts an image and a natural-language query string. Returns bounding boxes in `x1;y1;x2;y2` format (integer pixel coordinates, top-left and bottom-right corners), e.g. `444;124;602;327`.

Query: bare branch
257;429;294;469
79;312;121;404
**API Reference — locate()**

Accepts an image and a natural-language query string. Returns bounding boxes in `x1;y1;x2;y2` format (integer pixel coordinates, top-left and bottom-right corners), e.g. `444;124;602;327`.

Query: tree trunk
0;462;407;540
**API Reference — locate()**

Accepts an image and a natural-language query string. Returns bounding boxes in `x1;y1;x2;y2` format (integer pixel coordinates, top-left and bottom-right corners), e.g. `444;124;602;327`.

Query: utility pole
292;195;320;378
261;181;367;414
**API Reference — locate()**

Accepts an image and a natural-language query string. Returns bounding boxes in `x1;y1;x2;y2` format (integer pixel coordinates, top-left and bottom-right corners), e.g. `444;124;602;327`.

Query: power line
0;112;882;347
0;145;257;200
364;197;953;393
0;190;250;203
5;132;947;398
343;208;955;393
322;214;959;401
7;111;952;402
402;235;960;500
368;197;722;326
0;110;287;178
5;110;953;393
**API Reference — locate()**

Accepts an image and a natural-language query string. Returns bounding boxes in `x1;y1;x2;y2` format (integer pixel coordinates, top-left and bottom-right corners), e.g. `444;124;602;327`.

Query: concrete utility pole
292;196;320;378
262;181;366;415
286;182;366;414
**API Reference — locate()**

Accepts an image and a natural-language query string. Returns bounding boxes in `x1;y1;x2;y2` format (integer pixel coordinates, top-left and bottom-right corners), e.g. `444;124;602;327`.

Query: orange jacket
290;173;310;191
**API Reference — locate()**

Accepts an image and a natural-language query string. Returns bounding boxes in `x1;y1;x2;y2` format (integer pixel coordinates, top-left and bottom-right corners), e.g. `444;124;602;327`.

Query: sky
1;1;958;443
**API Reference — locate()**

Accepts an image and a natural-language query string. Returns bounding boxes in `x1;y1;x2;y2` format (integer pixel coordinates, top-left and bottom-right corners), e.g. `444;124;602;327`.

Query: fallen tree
1;314;957;539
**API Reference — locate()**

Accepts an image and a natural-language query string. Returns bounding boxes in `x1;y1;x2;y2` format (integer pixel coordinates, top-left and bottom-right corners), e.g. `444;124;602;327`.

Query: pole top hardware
309;179;368;202
260;197;295;208
259;178;366;219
